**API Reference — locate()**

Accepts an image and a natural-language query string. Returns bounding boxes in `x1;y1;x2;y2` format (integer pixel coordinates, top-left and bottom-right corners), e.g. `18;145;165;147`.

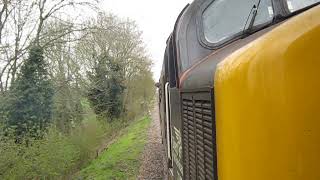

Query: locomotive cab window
202;0;274;46
286;0;320;12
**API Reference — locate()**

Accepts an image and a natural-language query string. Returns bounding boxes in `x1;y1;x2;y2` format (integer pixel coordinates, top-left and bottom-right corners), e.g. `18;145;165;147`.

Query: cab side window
202;0;273;45
286;0;320;12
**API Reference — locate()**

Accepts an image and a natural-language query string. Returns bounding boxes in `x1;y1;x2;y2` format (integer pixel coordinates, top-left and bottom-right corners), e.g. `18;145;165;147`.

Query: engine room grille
182;93;217;180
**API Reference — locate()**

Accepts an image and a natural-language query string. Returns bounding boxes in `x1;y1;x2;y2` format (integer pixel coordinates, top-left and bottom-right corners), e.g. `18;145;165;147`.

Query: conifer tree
6;46;54;138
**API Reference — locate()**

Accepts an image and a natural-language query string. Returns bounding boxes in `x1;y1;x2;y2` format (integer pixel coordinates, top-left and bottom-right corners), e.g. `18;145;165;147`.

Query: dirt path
138;105;168;180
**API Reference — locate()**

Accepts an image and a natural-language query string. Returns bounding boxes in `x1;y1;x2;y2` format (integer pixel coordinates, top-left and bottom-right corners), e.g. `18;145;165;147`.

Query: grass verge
77;116;151;180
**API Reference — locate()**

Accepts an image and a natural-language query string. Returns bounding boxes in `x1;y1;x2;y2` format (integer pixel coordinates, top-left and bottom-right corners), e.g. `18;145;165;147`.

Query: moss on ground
77;116;151;180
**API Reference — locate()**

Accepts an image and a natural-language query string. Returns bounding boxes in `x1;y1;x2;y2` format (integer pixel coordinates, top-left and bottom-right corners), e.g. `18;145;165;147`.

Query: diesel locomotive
157;0;320;179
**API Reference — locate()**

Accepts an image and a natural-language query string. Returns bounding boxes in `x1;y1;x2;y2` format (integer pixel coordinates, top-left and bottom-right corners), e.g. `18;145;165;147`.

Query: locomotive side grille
182;93;216;180
182;99;196;179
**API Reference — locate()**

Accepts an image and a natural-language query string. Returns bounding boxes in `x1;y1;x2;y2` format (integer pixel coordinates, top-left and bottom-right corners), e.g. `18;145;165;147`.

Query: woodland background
0;0;155;178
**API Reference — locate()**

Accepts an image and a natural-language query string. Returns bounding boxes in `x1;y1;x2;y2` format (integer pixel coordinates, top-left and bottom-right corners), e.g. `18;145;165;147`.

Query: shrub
0;128;79;179
0;116;107;179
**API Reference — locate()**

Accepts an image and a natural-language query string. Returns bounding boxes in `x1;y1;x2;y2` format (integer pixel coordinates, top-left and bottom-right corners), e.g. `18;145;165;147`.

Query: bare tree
35;0;98;45
0;0;98;92
0;0;12;44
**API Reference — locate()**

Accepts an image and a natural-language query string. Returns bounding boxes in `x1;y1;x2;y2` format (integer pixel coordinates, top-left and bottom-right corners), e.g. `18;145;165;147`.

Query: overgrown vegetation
0;0;155;179
0;111;105;179
78;116;151;179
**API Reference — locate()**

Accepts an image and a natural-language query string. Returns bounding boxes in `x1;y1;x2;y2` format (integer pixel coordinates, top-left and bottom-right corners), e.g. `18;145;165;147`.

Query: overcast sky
101;0;191;80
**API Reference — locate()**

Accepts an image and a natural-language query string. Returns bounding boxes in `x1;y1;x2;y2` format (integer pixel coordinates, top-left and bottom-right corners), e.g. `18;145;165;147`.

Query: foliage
78;116;151;179
0;128;80;179
87;55;125;120
0;94;8;124
125;65;156;120
0;113;106;179
5;46;54;138
53;82;83;134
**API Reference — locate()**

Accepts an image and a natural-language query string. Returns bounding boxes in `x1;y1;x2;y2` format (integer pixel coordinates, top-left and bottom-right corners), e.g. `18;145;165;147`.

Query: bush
0;115;108;179
0;129;78;179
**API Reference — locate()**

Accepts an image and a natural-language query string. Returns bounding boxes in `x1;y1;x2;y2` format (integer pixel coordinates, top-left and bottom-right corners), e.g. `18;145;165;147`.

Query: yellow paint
214;6;320;180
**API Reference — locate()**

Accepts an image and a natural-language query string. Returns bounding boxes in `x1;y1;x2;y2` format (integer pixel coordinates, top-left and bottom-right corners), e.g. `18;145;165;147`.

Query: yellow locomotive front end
215;5;320;180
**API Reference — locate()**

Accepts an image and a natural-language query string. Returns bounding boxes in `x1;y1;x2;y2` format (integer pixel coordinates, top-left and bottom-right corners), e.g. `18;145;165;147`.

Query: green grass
77;116;151;180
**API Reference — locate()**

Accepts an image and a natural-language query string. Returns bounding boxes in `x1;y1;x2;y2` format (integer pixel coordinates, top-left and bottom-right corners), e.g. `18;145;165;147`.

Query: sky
102;0;191;80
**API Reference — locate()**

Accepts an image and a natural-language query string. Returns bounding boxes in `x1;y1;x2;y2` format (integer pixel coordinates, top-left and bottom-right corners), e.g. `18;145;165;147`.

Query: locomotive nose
214;6;320;180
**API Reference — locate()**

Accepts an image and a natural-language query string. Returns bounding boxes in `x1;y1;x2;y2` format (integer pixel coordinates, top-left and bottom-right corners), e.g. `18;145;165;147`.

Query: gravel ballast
138;105;168;180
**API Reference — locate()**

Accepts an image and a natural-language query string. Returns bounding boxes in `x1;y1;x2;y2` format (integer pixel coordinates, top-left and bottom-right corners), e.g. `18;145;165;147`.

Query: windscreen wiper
242;0;262;35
